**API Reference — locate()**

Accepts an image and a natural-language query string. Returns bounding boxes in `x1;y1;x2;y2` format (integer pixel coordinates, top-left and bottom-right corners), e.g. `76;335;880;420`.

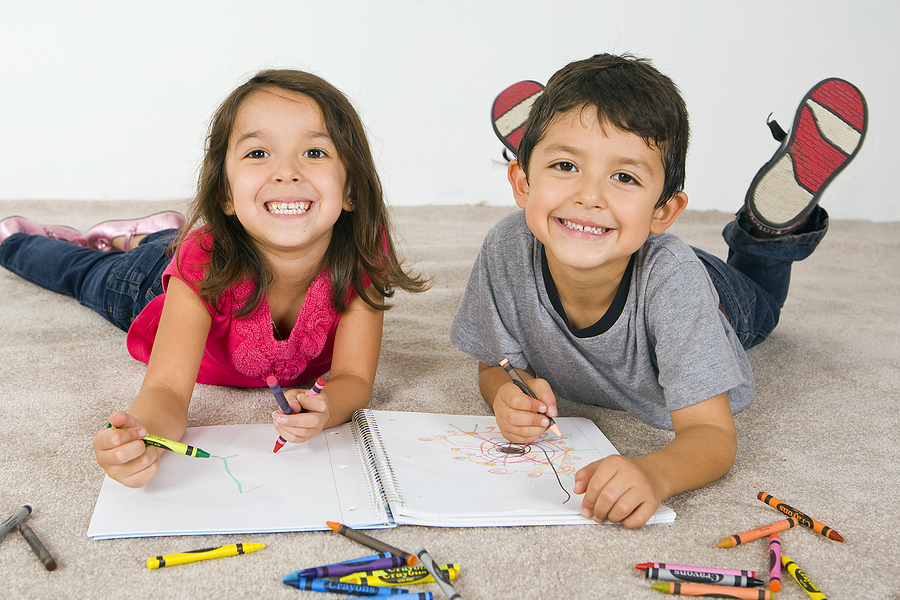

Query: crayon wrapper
782;556;826;599
341;566;459;586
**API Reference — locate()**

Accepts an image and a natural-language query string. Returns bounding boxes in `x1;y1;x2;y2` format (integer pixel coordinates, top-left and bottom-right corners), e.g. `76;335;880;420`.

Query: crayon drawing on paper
423;422;587;479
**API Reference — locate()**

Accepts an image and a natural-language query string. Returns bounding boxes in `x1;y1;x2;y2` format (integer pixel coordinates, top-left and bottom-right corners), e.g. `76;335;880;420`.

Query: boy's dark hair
517;53;690;208
176;69;429;317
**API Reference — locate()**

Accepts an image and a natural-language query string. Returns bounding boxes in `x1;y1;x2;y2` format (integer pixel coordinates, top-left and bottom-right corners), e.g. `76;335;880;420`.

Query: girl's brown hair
176;69;429;317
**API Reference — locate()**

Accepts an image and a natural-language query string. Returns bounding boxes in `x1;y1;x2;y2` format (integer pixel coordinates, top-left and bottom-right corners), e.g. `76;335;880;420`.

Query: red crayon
757;492;844;543
717;517;798;548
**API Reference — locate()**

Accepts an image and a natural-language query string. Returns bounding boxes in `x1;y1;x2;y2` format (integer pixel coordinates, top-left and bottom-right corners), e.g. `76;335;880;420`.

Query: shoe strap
766;113;788;143
123;227;137;251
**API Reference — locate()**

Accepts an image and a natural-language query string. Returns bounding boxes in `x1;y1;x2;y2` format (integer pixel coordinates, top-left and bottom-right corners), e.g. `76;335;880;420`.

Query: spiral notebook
87;410;675;539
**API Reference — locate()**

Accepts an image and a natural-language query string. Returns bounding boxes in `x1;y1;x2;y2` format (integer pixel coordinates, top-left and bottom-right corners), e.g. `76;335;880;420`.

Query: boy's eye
613;172;637;184
246;149;269;159
552;161;577;172
305;148;327;159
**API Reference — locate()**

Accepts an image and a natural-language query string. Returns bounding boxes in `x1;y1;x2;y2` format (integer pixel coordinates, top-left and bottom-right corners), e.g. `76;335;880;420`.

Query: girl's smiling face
224;86;351;261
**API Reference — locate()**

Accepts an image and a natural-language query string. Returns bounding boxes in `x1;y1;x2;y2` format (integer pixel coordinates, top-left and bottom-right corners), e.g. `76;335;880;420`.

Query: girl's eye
553;161;577;172
246;149;268;159
305;148;327;159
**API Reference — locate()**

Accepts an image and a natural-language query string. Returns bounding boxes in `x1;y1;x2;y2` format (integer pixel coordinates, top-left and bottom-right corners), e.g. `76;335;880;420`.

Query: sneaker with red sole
744;78;868;236
492;80;544;158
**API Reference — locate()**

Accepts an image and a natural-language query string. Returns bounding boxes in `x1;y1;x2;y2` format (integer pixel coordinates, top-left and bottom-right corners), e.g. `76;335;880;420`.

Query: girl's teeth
267;202;311;215
561;219;607;235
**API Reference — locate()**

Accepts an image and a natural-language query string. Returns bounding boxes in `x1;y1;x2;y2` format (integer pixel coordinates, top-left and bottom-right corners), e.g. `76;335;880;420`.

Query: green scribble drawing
216;455;263;494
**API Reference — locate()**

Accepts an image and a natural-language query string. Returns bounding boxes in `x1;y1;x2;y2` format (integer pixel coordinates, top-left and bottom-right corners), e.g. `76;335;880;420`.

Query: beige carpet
1;200;898;599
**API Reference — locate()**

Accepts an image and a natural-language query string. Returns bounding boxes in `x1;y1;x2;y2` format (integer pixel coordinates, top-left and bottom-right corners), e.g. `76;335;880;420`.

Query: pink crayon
768;534;782;592
636;563;756;578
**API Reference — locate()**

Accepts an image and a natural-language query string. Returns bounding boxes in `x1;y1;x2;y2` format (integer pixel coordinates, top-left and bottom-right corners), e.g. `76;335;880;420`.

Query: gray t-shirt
450;210;753;430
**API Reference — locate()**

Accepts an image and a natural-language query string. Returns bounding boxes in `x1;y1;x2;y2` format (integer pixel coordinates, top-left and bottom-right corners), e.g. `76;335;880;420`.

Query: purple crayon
636;563;757;578
285;555;407;579
270;376;326;453
768;534;782;593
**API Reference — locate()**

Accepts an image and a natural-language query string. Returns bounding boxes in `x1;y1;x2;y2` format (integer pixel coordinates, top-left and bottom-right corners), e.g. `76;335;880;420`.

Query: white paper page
366;412;675;526
87;423;389;540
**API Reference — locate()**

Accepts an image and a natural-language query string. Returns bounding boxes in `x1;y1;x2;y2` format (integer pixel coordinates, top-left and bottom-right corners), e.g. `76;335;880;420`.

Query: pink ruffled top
127;230;354;387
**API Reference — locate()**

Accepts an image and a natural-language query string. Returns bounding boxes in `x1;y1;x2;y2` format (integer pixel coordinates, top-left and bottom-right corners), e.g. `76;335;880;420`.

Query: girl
0;69;429;488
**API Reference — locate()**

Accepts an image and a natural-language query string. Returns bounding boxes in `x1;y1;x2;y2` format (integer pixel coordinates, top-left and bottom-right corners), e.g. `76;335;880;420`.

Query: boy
450;54;866;527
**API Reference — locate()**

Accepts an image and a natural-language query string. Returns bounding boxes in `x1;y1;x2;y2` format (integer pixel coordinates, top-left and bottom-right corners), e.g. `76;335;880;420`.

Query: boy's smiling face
511;105;685;281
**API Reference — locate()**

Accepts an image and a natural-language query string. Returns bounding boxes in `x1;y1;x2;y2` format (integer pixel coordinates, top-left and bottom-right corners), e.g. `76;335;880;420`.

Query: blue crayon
281;576;431;597
285;555;406;579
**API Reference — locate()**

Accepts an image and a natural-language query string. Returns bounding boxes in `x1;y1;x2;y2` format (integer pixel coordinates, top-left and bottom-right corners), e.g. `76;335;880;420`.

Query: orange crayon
757;492;844;543
717;517;798;548
651;582;771;599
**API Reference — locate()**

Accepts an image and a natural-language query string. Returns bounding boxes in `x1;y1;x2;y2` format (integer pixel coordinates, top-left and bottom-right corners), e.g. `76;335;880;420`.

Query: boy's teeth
561;219;608;235
267;201;311;215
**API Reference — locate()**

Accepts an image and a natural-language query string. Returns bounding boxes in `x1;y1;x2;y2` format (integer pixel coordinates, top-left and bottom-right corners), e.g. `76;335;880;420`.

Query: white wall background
1;1;897;222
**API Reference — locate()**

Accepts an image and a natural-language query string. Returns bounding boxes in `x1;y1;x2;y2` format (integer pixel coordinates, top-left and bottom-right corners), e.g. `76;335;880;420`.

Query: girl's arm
574;391;737;528
92;277;211;487
274;286;384;444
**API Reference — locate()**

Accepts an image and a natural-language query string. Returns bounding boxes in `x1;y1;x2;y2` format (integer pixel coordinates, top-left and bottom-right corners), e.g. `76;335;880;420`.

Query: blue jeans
0;229;177;332
694;206;828;349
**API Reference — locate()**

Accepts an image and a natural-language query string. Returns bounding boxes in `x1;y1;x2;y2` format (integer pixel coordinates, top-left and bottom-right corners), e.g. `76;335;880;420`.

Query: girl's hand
272;389;330;445
492;378;558;444
573;455;664;529
92;411;163;488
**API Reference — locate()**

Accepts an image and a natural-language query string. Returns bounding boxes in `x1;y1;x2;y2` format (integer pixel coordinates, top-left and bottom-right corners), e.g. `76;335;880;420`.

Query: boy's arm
478;361;558;444
575;391;737;528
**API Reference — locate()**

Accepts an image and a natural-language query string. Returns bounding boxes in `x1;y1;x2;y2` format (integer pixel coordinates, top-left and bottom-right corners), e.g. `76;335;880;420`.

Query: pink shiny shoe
85;211;186;252
0;216;87;246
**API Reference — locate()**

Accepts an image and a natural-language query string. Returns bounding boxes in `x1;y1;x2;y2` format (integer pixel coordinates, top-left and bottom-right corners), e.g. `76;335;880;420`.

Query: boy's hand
272;389;330;445
573;455;664;529
92;411;162;488
493;378;558;444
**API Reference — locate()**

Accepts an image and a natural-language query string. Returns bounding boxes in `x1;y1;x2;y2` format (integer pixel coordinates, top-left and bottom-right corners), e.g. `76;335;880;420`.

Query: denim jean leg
693;247;778;350
0;229;177;331
723;207;828;309
105;229;178;326
700;206;829;349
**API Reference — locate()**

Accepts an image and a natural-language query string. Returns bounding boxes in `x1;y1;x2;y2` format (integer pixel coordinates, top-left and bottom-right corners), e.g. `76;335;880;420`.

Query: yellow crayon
340;564;460;586
147;542;264;568
781;554;827;600
106;423;212;458
142;434;212;458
